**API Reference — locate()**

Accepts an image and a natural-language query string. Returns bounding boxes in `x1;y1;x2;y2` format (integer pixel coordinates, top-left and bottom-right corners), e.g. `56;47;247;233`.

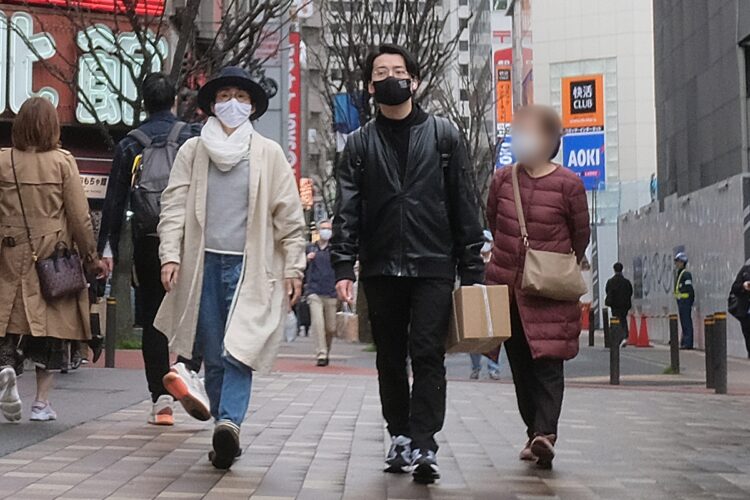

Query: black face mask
373;77;413;106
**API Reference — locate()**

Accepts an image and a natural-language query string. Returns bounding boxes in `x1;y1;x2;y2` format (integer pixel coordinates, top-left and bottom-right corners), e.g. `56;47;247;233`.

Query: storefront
0;1;169;234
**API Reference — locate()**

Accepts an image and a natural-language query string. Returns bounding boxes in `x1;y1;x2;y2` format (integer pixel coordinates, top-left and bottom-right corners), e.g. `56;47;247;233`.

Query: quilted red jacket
486;165;590;360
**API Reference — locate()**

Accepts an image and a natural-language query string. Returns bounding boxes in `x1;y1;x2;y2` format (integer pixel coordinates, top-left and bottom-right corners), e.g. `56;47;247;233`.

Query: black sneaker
411;449;440;484
384;435;412;473
211;420;240;470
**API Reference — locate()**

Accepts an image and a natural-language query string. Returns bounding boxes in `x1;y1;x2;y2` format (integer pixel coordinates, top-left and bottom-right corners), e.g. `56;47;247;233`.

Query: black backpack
129;122;186;237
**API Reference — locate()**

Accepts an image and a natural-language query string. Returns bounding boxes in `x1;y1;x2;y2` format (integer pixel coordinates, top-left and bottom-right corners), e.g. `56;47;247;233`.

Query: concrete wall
619;175;747;357
653;0;750;199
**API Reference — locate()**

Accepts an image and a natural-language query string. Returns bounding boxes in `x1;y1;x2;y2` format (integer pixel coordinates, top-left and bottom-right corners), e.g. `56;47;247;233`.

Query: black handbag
728;292;745;320
11;150;88;301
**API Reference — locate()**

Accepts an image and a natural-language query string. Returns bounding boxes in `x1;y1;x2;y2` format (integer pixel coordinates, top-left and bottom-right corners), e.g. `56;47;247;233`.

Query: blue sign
495;136;514;169
562;132;605;190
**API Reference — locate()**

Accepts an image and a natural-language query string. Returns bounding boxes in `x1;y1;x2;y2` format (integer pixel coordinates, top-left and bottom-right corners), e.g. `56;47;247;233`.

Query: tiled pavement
1;371;750;500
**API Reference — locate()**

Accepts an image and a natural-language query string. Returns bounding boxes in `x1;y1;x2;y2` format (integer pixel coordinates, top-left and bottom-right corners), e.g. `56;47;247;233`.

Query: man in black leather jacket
331;44;484;484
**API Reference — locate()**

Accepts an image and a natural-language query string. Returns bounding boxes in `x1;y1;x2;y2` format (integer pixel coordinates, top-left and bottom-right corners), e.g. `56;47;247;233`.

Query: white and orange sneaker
148;395;175;426
163;363;211;421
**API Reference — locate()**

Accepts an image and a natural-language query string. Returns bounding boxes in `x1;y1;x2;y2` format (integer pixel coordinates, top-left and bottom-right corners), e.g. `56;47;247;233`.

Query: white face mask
512;132;546;165
214;98;253;129
481;242;492;254
319;229;333;241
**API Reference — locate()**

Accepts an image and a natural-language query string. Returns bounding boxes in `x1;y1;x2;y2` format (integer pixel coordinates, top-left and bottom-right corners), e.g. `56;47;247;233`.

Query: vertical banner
561;74;605;190
288;30;302;184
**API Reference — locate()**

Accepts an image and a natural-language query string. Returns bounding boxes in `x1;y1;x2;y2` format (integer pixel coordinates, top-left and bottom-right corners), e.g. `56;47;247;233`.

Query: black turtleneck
375;105;429;183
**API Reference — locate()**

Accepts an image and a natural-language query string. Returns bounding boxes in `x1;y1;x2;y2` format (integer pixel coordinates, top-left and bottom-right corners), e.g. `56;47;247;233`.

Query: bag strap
127;129;152;148
166;121;186;145
511;164;529;248
10;150;38;261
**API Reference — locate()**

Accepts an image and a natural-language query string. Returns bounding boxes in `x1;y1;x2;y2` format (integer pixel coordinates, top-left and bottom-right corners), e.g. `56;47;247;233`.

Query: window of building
459;41;469;51
459;0;468;5
460;89;469;101
459;18;469;31
460;64;469;77
493;0;508;10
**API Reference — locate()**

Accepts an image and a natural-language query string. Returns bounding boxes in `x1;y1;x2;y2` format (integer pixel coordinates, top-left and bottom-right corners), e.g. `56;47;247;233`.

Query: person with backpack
98;73;205;426
331;44;484;484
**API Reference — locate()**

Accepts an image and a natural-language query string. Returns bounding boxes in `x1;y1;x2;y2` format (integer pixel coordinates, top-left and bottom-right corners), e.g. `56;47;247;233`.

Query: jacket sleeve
97;141;132;260
683;271;695;301
486;171;501;240
731;267;749;295
565;176;591;263
157;139;195;266
605;278;612;306
270;144;306;280
447;132;484;285
61;153;98;262
330;135;360;282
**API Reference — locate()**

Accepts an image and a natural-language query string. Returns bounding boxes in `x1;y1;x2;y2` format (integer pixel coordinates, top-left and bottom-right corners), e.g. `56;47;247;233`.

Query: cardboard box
447;285;511;353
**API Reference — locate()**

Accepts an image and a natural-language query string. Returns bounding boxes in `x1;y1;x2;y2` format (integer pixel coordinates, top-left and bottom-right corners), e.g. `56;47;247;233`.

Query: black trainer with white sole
411;449;440;484
211;420;241;470
384;435;413;473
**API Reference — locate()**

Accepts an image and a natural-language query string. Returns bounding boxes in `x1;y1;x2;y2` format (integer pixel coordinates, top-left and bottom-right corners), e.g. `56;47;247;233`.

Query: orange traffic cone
628;315;638;345
637;314;651;347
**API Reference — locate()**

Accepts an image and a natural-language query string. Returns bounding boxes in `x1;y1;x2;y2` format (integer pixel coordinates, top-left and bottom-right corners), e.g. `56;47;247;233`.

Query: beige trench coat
0;148;97;340
154;133;306;373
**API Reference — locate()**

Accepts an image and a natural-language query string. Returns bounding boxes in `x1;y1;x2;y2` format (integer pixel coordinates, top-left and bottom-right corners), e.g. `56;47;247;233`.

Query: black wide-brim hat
197;66;269;121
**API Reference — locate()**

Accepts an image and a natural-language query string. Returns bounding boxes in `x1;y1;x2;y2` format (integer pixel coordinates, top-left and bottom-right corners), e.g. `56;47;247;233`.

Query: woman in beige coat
155;67;306;470
0;97;105;423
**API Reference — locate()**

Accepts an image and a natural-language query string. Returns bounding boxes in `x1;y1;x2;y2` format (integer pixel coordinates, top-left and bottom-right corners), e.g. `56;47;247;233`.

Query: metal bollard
105;297;117;368
713;312;728;394
588;307;595;347
704;315;714;389
669;314;680;374
603;308;610;348
609;317;621;385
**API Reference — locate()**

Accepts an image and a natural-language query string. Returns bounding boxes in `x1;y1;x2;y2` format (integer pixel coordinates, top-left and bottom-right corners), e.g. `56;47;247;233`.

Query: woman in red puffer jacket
486;105;590;469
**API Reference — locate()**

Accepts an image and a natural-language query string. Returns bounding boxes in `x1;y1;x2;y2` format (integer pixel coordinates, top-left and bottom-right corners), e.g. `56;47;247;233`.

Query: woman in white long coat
155;66;306;470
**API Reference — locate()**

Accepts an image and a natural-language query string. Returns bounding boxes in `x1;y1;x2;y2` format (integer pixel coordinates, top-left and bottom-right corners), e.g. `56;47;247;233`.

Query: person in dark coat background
485;105;590;470
605;262;633;346
674;252;695;349
730;264;750;358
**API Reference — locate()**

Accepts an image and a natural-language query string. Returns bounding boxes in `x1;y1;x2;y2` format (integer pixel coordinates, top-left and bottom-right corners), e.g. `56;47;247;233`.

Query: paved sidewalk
1;371;750;500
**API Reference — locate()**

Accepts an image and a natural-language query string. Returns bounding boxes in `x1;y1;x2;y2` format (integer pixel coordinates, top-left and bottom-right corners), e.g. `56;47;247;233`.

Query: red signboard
3;0;164;16
288;30;302;185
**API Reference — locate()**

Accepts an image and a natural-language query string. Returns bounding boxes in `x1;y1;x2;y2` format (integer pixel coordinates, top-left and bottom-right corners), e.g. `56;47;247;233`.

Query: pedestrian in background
0;97;106;423
305;219;338;367
98;72;204;426
470;230;502;380
729;264;750;357
332;44;484;484
155;66;306;470
605;262;633;347
674;252;695;349
485;105;590;469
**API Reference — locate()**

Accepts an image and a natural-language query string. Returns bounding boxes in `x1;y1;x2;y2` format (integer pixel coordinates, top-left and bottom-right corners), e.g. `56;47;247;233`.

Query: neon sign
3;0;165;17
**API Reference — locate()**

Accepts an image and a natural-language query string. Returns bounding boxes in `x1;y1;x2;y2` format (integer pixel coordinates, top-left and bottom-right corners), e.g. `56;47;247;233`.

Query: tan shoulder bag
511;164;587;302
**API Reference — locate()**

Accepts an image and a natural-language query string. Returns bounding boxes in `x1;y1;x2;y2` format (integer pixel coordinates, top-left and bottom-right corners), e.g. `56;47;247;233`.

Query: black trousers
505;302;564;438
362;276;453;452
133;237;200;402
612;309;630;342
740;317;750;358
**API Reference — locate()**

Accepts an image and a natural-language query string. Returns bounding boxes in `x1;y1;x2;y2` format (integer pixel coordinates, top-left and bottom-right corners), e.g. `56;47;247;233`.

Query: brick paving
1;370;750;500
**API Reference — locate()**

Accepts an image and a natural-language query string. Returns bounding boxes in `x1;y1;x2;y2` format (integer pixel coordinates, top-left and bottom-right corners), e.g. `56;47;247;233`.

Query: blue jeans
470;353;500;372
195;252;253;426
677;300;694;348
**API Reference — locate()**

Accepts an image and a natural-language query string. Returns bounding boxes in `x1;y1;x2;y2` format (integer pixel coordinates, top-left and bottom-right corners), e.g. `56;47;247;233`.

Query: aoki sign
0;11;168;126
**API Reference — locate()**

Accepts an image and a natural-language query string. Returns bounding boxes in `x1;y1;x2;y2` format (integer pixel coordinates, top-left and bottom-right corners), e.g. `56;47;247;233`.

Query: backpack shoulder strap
127;128;152;148
434;116;453;167
167;121;187;144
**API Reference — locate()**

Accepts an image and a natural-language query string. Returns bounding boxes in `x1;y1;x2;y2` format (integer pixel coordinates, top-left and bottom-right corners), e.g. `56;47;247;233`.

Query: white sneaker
148;395;175;426
30;401;57;421
0;367;22;422
163;363;211;421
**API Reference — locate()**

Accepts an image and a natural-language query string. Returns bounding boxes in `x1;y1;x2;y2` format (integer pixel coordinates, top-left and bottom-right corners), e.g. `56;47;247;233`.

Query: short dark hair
12;97;60;152
614;262;624;273
364;44;420;83
142;73;176;114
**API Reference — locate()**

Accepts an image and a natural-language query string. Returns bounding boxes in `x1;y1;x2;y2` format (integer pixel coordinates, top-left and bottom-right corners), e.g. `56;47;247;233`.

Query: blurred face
215;86;251;105
211;86;254;129
318;221;333;241
511;114;556;166
675;260;685;270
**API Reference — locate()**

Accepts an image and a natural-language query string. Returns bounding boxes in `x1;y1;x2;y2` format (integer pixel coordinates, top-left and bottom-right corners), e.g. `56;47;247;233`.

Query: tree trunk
169;0;202;84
